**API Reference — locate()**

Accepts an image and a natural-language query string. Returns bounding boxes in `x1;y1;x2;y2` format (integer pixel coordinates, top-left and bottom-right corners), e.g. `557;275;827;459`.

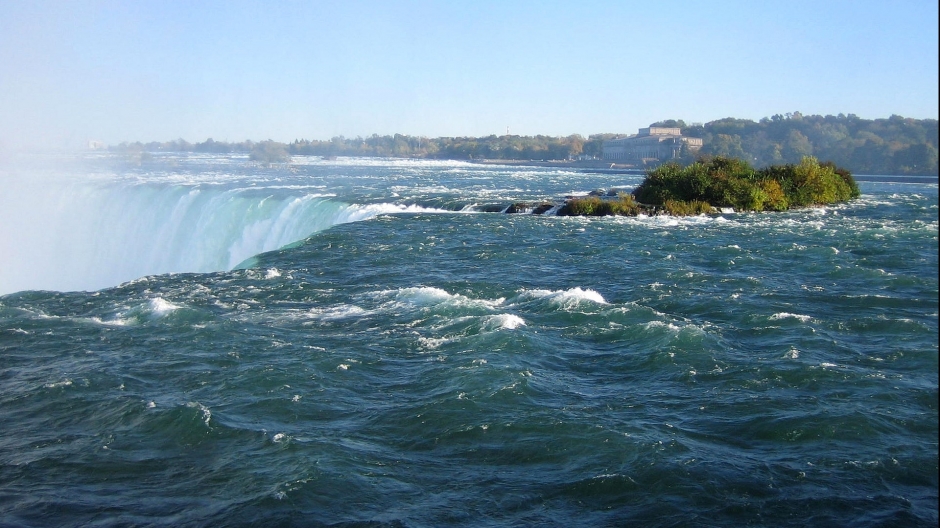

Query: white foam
643;320;681;332
186;402;211;426
383;287;505;311
394;286;454;305
87;316;132;327
307;305;369;321
519;287;607;306
149;297;181;316
264;268;281;279
770;312;812;322
417;336;454;350
347;202;454;219
483;313;526;330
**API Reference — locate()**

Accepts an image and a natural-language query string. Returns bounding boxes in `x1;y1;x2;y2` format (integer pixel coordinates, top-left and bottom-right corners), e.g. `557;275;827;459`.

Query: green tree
892;143;939;174
650;119;687;128
782;130;813;162
702;134;747;159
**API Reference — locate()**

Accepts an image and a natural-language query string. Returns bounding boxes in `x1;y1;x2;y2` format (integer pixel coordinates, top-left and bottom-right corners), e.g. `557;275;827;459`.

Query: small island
558;156;860;216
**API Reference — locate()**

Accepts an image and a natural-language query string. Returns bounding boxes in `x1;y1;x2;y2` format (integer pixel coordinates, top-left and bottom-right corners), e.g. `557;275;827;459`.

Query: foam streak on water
0;155;937;527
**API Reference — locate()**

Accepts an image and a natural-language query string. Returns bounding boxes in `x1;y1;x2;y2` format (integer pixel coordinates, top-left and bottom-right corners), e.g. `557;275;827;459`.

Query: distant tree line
658;113;938;175
110;138;291;164
111;113;938;175
111;134;615;164
288;133;600;161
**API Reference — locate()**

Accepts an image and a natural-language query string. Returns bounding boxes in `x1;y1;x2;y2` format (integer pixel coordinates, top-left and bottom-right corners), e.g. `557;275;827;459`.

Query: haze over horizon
1;0;937;150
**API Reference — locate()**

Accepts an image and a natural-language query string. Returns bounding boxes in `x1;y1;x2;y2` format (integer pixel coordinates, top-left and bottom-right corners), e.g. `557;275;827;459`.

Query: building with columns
602;127;702;163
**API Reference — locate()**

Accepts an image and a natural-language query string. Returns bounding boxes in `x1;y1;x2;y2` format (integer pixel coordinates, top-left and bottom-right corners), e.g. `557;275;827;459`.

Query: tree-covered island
558;156;860;217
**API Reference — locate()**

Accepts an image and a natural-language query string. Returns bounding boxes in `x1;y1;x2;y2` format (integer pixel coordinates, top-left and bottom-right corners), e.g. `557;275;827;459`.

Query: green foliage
707;133;748;159
662;199;712;216
821;161;861;199
633;162;685;204
694;113;938;175
558;193;641;217
633;156;858;213
635;158;757;208
613;192;641;215
287;134;588;160
758;178;789;211
650;119;687;128
786;156;860;206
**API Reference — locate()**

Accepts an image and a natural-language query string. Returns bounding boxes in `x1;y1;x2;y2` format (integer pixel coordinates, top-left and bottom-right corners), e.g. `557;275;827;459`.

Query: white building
602;127;702;163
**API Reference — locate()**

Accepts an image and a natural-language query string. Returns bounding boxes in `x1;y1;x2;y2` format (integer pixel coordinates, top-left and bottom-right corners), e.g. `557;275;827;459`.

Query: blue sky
1;0;937;148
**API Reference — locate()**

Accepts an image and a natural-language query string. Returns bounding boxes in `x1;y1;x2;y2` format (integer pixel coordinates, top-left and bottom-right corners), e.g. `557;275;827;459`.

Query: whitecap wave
643;320;682;332
483;313;526;330
516;287;607;307
379;287;505;311
149;297;181;316
186;402;212;426
307;305;370;321
770;312;812;322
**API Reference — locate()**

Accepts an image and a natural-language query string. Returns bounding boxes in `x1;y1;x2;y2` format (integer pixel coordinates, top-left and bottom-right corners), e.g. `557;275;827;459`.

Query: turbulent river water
0;153;937;527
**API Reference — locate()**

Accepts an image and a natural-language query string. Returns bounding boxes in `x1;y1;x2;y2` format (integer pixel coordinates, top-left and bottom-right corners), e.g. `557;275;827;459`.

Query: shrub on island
662;199;712;216
558;193;641;216
632;156;859;214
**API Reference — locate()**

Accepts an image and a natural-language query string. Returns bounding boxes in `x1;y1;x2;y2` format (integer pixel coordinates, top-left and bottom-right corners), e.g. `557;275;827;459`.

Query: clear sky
1;0;937;149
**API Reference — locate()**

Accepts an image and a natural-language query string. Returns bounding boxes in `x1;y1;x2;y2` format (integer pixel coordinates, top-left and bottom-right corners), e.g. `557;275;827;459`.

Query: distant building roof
637;127;681;136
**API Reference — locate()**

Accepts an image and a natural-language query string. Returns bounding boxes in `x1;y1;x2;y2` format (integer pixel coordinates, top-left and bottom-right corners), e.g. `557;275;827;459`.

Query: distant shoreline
852;174;939;184
467;158;647;174
466;159;939;183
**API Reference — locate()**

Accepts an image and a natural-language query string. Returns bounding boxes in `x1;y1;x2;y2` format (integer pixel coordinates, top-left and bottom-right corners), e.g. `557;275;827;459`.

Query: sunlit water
1;154;937;527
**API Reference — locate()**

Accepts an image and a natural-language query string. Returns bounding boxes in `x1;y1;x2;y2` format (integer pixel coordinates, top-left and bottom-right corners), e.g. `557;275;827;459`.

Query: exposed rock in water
504;202;555;214
531;203;554;215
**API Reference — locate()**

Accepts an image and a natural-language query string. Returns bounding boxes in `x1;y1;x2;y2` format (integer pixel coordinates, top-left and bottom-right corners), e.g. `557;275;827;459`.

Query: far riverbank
468;158;939;184
467;158;646;174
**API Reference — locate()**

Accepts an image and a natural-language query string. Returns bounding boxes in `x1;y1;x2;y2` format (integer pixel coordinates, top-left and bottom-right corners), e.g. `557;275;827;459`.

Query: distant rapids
0;154;937;527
